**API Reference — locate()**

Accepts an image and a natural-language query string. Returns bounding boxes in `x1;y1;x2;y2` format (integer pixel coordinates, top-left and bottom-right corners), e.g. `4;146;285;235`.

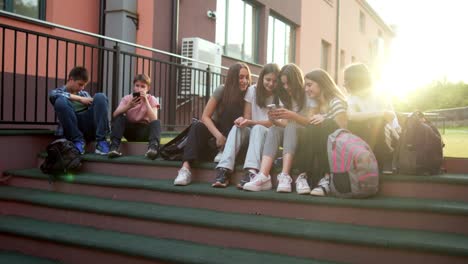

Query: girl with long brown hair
244;64;319;193
174;63;251;186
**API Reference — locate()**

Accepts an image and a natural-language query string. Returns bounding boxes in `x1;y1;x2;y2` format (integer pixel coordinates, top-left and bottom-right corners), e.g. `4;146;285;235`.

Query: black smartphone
132;92;140;98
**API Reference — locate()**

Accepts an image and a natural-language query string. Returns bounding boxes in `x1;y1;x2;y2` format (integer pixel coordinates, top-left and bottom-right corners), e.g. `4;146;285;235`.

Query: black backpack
160;119;198;161
40;138;82;177
395;111;444;175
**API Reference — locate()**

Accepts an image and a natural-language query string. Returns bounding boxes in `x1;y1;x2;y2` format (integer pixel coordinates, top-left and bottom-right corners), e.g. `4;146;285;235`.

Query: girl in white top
213;63;280;188
344;63;399;173
244;64;319;193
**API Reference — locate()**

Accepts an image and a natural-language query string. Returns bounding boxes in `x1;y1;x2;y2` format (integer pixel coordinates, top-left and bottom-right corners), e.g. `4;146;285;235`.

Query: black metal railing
0;22;228;130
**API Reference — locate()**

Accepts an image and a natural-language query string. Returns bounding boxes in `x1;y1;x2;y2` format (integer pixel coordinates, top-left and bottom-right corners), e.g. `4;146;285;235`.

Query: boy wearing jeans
108;74;161;159
49;66;110;155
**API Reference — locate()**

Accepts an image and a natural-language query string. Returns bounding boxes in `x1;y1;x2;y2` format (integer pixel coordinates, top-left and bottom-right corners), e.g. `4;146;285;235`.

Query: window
359;11;366;33
267;15;295;65
216;0;257;62
321;40;331;71
0;0;46;20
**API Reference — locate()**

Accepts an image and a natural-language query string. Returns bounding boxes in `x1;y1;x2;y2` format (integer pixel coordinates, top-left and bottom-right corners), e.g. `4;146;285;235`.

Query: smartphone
267;104;277;110
132;92;140;98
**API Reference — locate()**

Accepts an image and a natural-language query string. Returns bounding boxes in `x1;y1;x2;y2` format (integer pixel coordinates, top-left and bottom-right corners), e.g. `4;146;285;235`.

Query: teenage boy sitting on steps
108;74;161;159
49;66;110;155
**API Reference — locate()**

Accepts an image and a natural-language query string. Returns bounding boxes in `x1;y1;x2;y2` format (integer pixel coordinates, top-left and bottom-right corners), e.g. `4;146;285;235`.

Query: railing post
205;66;211;104
112;43;121;111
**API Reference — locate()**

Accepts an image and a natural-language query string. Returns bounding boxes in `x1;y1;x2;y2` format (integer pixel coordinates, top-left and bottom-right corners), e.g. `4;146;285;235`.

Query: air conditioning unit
180;37;222;96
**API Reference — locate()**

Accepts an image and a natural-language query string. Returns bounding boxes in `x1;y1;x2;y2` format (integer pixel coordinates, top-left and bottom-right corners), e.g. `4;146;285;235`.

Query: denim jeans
54;93;109;142
110;114;161;146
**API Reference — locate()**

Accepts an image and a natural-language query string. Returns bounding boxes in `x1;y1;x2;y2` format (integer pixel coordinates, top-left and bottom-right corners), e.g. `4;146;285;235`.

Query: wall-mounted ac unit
180;37;222;96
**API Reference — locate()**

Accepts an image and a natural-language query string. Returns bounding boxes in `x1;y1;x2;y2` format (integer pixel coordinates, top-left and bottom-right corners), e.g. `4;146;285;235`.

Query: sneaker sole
95;150;109;155
212;181;229;188
243;183;272;192
276;188;292;193
174;182;189;186
108;153;122;159
296;188;311;195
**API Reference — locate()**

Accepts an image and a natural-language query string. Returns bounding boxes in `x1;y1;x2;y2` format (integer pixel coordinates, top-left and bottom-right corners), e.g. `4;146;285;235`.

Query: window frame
321;39;331;72
216;0;259;63
1;0;46;20
267;13;296;65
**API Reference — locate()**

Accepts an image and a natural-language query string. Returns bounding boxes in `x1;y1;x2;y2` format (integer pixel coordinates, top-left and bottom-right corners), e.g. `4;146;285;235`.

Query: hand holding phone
132;92;140;98
267;104;277;111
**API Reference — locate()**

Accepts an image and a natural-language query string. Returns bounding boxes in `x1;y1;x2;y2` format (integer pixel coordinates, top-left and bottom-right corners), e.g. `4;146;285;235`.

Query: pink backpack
327;129;379;198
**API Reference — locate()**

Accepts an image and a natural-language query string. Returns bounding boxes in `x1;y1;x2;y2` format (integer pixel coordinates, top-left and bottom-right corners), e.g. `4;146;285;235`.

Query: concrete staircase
1;131;468;263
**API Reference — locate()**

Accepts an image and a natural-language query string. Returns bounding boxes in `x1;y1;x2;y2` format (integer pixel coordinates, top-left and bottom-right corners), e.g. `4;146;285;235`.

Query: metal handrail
0;10;229;71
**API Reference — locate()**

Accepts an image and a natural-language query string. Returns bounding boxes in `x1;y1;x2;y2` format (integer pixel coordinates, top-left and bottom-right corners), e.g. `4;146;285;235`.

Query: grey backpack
327;129;379;198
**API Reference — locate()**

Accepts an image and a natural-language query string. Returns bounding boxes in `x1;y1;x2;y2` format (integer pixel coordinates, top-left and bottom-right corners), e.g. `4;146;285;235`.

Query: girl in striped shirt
296;69;348;196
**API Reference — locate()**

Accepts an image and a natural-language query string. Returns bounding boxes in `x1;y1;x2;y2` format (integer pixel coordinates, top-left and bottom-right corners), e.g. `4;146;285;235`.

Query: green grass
442;126;468;158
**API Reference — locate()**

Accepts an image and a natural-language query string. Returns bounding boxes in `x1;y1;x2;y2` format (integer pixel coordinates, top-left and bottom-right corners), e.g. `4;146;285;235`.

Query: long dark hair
304;69;347;113
256;63;280;108
220;63;251;110
276;63;305;111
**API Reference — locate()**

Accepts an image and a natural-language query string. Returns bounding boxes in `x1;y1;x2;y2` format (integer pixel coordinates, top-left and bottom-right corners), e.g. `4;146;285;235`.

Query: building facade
0;0;393;128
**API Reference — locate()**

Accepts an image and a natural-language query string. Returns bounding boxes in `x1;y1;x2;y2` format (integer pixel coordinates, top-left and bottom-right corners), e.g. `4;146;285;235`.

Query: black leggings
183;106;243;163
295;119;339;183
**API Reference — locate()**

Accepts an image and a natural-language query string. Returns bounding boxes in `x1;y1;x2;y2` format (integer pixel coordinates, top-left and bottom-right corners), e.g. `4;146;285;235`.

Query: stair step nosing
7;169;468;216
2;185;468;257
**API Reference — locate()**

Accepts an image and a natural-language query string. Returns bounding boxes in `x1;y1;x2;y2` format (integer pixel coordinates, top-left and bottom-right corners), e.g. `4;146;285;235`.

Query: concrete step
0;215;325;264
34;153;468;202
6;168;468;235
1;186;468;264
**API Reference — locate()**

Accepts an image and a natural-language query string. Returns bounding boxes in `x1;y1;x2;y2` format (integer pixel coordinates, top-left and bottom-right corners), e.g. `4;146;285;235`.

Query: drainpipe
168;0;179;130
334;0;340;83
97;0;106;93
171;0;179;56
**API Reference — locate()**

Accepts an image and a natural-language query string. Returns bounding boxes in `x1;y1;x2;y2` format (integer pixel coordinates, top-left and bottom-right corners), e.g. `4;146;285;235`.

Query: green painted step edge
33;153;468;184
7;168;468;216
0;215;332;264
1;186;468;257
0;251;60;264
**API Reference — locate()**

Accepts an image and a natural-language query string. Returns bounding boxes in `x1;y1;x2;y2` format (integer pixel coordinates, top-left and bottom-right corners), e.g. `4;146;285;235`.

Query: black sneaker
212;168;231;188
237;170;256;189
145;144;159;160
108;144;122;158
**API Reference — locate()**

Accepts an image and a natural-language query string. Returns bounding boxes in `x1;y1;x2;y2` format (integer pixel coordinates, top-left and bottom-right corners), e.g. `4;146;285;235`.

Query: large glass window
267;15;295;65
216;0;257;62
0;0;46;20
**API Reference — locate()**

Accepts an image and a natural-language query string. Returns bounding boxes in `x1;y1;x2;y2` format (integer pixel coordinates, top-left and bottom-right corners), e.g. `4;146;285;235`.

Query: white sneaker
243;173;272;192
174;167;192;186
213;151;223;163
310;174;330;196
276;172;292;193
295;173;311;194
